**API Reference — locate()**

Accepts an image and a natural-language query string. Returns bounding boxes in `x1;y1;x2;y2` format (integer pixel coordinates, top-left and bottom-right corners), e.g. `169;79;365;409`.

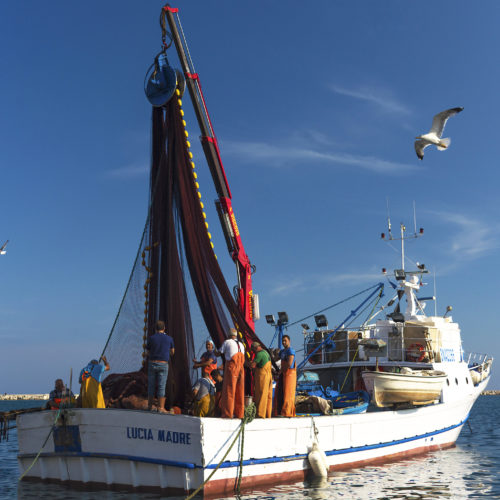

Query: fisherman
79;356;110;408
211;368;224;416
219;328;245;419
146;320;175;414
192;339;218;382
47;379;75;410
279;335;296;417
191;371;216;417
250;342;273;418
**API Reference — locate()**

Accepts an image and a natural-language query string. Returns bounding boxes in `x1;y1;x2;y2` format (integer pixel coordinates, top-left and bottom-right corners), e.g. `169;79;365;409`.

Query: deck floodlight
301;323;310;331
314;314;328;328
443;305;453;318
265;314;276;325
277;311;289;325
394;269;406;281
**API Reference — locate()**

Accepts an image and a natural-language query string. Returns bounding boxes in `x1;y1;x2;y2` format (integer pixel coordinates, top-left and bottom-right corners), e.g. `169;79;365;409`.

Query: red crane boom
163;5;256;331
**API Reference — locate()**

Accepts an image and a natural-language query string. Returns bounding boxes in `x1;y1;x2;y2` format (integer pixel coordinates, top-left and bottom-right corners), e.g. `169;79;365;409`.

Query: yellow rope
339;346;359;393
185;405;256;500
185;423;244;500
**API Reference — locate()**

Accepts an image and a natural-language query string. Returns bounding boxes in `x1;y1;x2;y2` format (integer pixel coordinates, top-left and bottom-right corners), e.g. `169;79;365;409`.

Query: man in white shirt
219;328;246;418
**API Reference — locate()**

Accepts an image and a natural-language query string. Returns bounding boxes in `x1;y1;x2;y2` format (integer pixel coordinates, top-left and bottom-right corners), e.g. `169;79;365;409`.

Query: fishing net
101;96;264;409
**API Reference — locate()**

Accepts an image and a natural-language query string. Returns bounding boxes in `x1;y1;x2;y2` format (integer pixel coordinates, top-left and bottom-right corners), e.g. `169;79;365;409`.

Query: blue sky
1;1;499;393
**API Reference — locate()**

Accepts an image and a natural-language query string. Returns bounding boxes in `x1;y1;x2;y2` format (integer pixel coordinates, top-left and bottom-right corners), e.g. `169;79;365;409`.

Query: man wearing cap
193;340;218;382
191;370;216;417
219;328;245;419
250;342;273;418
146;320;175;414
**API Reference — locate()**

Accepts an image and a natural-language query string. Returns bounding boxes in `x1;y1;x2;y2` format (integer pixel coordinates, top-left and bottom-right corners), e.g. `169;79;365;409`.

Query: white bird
0;240;8;255
415;107;464;160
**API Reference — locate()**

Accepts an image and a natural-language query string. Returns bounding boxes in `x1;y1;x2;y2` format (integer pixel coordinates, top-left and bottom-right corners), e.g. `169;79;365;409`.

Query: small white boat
362;369;447;407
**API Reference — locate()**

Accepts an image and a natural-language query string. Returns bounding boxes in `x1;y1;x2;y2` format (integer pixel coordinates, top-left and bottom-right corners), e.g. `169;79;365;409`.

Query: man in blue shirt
146;320;175;413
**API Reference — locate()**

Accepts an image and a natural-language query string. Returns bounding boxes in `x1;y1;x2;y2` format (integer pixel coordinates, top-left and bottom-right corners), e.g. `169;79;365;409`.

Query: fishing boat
16;4;493;499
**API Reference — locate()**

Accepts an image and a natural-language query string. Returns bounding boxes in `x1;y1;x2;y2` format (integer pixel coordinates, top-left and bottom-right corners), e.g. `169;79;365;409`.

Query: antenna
386;198;392;238
413;201;417;235
433;268;437;316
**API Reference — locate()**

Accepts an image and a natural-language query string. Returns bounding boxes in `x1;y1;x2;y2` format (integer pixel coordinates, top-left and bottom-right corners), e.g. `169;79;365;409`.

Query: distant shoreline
0;394;48;401
1;391;499;401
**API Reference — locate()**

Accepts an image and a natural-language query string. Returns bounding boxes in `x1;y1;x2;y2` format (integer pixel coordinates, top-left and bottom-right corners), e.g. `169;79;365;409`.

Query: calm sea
1;397;499;499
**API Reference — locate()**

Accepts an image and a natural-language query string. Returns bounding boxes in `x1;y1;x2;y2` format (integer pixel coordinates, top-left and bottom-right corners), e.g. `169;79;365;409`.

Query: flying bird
414;107;464;160
0;240;8;255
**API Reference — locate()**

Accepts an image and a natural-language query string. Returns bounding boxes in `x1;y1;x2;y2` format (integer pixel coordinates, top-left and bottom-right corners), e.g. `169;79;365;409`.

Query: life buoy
406;343;425;362
307;349;321;364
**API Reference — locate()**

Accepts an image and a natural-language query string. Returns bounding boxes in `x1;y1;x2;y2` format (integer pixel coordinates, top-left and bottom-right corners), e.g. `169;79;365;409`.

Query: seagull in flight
414;107;464;160
0;240;8;255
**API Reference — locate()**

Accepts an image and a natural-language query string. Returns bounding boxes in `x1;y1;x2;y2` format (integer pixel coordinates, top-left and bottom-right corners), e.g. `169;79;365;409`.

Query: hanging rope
287;283;382;328
18;409;62;482
339;346;359;393
185;404;256;500
235;403;256;495
297;284;384;372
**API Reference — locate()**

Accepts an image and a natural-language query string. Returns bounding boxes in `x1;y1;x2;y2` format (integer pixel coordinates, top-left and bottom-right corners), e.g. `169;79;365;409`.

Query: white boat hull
362;370;447;407
17;376;489;498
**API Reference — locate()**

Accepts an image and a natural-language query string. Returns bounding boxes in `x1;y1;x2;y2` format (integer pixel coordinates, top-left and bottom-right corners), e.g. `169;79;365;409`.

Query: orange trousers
220;352;245;418
281;364;296;417
254;361;273;418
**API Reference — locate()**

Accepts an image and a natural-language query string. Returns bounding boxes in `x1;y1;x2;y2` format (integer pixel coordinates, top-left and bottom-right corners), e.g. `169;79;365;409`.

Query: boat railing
304;330;491;366
387;332;436;363
304;329;438;365
304;330;359;365
465;352;493;368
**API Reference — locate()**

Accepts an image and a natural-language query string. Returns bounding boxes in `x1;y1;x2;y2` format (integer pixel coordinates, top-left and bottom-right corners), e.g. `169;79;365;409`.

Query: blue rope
287;283;383;328
297;283;384;372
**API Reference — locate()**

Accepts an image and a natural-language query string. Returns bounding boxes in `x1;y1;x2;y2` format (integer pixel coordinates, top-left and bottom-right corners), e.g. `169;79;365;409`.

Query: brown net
101;96;264;409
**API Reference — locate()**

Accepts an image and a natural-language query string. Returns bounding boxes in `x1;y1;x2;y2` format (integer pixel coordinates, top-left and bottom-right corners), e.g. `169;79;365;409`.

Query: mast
162;5;256;331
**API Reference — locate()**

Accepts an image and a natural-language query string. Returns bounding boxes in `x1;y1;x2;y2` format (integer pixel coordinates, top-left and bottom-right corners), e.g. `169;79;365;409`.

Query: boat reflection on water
236;444;496;499
13;441;498;499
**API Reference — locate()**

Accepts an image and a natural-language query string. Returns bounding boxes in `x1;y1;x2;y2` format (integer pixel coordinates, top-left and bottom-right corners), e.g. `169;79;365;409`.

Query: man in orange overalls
219;328;245;419
279;335;296;417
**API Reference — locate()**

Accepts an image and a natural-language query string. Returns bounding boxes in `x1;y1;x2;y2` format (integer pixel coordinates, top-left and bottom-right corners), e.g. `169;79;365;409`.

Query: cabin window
455;377;459;385
465;377;469;384
446;378;450;386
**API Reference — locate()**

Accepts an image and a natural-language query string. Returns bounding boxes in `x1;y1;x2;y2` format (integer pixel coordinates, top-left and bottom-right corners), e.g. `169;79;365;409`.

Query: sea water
1;397;499;499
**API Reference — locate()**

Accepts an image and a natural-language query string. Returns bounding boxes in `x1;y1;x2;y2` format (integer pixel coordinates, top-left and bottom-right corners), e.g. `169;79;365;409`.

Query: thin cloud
317;272;384;288
435;212;500;260
270;278;308;296
329;84;411;115
223;141;417;174
270;271;381;296
105;163;149;180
